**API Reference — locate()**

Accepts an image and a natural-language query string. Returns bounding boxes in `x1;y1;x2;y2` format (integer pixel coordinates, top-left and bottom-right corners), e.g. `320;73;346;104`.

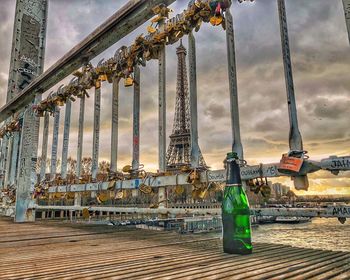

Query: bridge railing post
61;100;72;180
50;107;60;180
188;31;200;168
110;78;119;172
225;8;244;160
158;19;167;210
15;103;40;222
132;66;140;171
40;112;49;181
277;0;308;190
92;85;101;181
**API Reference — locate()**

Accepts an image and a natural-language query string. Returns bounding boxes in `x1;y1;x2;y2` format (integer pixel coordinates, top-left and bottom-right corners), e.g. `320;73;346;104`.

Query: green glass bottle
222;152;252;254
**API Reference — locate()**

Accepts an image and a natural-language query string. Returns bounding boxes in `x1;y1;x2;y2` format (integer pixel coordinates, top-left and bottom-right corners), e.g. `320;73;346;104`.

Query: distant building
272;183;290;199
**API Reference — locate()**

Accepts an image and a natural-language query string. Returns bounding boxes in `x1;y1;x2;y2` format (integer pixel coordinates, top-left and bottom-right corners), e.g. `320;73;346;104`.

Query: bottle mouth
226;152;238;160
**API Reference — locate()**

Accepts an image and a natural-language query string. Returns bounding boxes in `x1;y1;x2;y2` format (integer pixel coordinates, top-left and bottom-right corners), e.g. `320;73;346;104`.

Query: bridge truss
0;0;350;222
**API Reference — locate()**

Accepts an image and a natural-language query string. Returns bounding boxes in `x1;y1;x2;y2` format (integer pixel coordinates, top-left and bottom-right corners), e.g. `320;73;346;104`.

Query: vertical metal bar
278;0;303;151
76;96;85;177
9;131;20;185
188;32;200;168
158;20;167;211
225;9;243;159
132;67;140;170
61;100;72;180
278;0;308;190
15;103;41;222
110;78;119;172
40;112;49;181
158;25;167;172
50;106;60;180
4;136;13;186
0;137;8;189
92;86;101;181
343;0;350;45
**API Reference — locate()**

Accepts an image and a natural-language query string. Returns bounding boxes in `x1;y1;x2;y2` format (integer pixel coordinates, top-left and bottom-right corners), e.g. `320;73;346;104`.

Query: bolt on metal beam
132;67;140;170
92;86;101;180
225;9;243;159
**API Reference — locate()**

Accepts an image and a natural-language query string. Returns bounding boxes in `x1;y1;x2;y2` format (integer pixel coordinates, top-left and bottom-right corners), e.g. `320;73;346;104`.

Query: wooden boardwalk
0;217;349;280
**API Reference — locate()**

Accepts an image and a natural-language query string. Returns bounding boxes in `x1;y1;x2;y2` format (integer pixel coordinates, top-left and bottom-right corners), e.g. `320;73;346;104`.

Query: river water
251;218;350;252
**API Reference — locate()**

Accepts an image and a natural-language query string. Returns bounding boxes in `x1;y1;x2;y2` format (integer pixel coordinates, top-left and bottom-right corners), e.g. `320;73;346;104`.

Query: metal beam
110;78;119;172
50;107;60;180
4;137;13;186
44;155;350;194
61;100;72;179
0;137;8;189
278;0;308;191
158;21;167;172
343;0;350;44
76;96;85;177
92;87;101;180
40;112;49;181
33;205;350;218
15;106;40;222
9;131;20;185
188;32;200;168
225;9;243;159
0;0;176;123
132;67;140;170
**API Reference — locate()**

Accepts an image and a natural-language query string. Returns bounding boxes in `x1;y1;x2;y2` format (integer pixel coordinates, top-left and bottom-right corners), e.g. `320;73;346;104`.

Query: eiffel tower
166;41;207;172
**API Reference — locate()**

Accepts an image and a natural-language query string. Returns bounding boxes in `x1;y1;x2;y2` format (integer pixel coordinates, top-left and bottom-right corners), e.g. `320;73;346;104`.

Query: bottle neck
226;158;242;187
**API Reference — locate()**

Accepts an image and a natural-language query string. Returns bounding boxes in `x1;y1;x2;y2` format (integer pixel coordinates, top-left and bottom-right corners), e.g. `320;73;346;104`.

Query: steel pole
278;0;308;190
343;0;350;45
50;107;60;180
9;131;20;185
4;136;13;187
0;137;8;189
40;112;49;181
132;67;140;170
61;100;71;180
110;78;119;172
225;9;243;159
188;32;200;168
278;0;303;151
92;86;101;181
76;96;85;178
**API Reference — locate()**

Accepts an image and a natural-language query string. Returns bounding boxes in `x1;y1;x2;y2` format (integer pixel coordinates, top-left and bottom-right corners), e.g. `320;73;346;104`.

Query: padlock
175;185;185;195
124;77;134;87
108;180;116;190
97;192;108;204
147;25;157;34
82;208;90;219
278;152;304;175
122;165;132;173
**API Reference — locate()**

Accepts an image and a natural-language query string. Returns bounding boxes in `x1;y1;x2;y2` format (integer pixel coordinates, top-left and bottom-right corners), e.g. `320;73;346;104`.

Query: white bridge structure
0;0;349;222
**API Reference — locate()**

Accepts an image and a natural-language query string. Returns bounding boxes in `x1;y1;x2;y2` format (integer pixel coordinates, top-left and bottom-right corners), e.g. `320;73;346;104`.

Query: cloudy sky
0;0;349;195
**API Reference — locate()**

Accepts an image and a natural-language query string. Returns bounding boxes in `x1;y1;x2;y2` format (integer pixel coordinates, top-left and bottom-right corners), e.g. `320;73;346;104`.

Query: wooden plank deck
0;217;349;280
